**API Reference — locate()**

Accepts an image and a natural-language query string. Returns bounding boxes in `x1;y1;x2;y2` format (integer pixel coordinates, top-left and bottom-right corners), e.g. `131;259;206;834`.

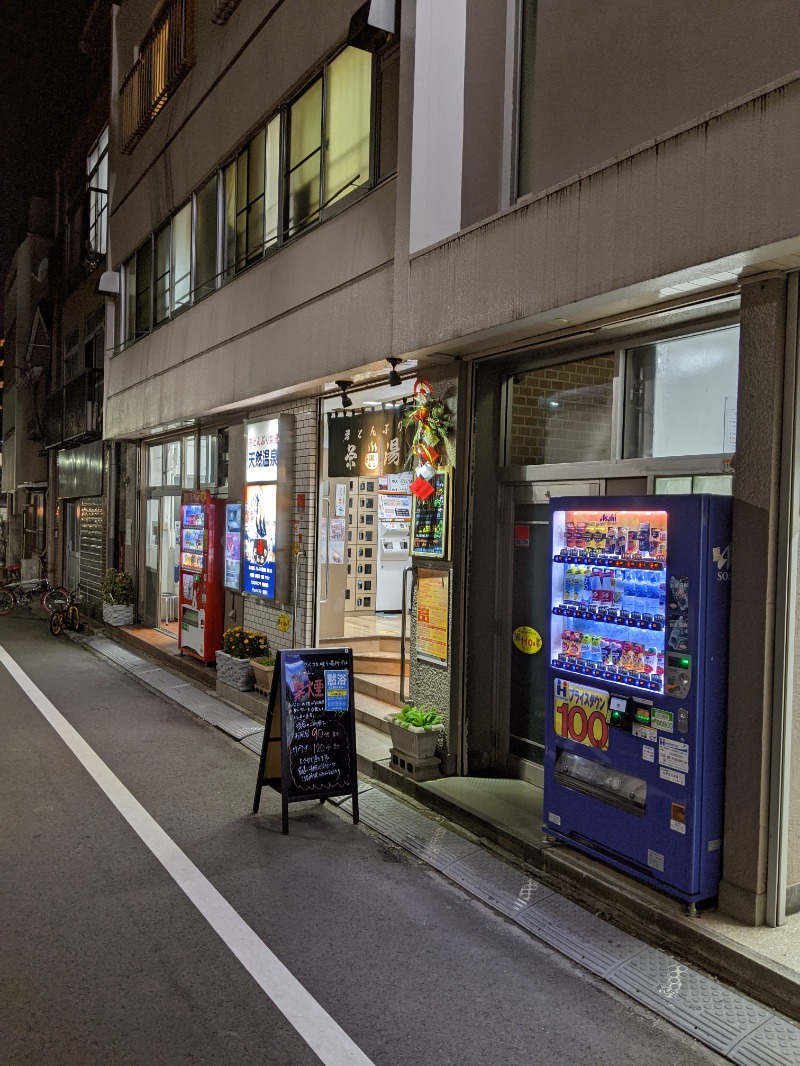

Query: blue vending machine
543;494;732;905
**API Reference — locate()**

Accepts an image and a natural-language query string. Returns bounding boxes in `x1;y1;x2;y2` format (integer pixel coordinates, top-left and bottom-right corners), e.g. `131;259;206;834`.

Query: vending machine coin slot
665;654;692;698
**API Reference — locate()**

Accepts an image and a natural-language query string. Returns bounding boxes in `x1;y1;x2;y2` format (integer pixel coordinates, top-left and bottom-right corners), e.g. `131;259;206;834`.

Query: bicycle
0;553;70;616
49;586;84;636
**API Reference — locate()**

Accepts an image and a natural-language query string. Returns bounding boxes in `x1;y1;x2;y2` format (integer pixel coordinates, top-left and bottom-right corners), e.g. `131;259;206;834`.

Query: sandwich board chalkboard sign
252;648;359;834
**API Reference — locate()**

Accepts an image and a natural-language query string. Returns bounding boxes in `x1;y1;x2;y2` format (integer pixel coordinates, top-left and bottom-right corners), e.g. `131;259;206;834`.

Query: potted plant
101;567;135;626
250;643;275;692
385;704;445;762
215;626;268;691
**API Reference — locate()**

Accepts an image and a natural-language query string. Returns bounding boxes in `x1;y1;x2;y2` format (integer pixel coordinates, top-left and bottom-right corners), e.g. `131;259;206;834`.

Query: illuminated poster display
244;484;277;598
243;414;294;602
416;569;449;666
224;503;242;591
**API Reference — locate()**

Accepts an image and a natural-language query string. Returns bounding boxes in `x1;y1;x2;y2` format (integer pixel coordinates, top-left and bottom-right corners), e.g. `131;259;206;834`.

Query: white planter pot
385;714;444;760
103;603;135;627
216;650;255;691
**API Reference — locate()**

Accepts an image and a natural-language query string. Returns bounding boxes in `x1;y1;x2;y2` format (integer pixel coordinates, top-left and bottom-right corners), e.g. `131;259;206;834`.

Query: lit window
87;127;109;255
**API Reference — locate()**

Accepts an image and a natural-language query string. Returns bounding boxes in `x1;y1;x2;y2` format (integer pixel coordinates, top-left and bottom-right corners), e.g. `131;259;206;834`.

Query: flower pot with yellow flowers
215;626;268;691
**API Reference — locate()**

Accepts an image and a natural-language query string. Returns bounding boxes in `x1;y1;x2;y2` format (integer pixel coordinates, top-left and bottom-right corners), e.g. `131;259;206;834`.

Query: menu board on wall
417;569;449;666
252;648;360;834
411;470;449;559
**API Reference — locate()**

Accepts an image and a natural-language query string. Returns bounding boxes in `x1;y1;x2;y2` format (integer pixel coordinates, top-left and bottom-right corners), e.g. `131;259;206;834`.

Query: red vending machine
178;489;225;663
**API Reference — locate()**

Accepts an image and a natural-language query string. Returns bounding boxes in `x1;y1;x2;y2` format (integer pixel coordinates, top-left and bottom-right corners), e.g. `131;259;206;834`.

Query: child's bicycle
49;587;84;636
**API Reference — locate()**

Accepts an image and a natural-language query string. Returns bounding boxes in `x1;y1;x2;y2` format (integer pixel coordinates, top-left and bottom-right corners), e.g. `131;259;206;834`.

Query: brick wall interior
508;355;615;466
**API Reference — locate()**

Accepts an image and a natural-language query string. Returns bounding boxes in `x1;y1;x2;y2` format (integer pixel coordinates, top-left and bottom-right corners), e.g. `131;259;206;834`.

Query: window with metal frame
86;127;109;255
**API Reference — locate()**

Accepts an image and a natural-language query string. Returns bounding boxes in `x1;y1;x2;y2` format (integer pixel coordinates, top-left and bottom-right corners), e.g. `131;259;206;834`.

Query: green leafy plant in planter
101;568;134;606
250;648;276;692
101;568;135;626
396;704;443;730
385;704;445;774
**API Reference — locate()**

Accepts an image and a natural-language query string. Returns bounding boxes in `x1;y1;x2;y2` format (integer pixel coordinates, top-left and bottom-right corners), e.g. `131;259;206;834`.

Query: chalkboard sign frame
252;648;360;834
411;468;450;560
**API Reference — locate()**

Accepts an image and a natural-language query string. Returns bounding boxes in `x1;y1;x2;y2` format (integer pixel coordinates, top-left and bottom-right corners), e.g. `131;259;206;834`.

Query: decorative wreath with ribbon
401;379;454;499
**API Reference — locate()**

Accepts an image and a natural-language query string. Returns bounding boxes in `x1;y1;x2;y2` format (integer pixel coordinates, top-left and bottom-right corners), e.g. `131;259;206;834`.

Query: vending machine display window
550;508;668;694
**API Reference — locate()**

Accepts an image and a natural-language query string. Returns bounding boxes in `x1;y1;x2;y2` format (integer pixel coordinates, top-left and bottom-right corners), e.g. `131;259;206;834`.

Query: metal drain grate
241;730;265;754
346;788;480;871
730;1015;800;1066
609;947;772;1055
515;892;645;977
446;850;553;918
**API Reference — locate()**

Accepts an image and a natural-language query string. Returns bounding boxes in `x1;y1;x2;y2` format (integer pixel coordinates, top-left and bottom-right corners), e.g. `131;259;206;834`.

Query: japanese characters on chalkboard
411;469;450;560
252;648;359;834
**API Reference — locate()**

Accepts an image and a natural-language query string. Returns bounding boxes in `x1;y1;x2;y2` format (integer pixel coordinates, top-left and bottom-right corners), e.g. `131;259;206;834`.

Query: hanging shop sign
327;408;406;477
243;414;294;602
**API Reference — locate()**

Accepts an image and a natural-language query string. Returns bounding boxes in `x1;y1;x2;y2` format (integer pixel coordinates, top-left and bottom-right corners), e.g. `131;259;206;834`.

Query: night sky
0;1;95;323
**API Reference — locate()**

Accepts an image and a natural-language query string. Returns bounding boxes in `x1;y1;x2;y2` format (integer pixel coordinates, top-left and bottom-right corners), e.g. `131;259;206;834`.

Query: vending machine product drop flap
543;494;732;906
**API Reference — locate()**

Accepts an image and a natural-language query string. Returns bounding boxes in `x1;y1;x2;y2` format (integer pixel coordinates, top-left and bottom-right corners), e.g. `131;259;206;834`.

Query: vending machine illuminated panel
178;490;225;664
550;506;668;695
544;494;732;906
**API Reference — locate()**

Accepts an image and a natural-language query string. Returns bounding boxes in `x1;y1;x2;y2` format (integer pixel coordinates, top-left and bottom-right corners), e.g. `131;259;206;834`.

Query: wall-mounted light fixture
335;379;354;409
387;358;402;387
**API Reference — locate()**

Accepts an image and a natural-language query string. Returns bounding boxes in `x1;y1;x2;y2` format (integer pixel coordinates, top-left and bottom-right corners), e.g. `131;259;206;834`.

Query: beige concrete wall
718;276;787;925
522;0;800;198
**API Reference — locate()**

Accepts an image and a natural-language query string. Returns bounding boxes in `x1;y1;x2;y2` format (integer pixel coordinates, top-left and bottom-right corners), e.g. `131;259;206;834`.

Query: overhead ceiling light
387;358;402;387
335;379;354;409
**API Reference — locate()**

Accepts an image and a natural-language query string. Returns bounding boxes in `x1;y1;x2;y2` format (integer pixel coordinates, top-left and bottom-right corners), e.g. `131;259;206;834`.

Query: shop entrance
316;387;412;676
503;481;601;784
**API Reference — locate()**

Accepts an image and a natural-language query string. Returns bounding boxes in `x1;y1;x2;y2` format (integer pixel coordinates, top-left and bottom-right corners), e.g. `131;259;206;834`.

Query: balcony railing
120;0;194;154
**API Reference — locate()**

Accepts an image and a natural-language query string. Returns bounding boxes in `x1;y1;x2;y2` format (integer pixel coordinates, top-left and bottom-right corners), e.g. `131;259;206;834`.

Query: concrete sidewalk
79;625;800;1063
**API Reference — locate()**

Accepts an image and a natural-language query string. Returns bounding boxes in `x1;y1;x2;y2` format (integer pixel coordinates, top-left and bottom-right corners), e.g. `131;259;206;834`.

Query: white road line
0;646;374;1066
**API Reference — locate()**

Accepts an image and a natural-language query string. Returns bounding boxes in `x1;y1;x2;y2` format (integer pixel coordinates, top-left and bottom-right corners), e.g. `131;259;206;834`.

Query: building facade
96;0;800;928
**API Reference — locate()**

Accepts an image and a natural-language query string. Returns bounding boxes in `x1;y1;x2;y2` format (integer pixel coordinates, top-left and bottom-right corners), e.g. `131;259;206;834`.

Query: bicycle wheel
49;611;64;636
42;586;69;613
67;605;80;630
0;588;14;615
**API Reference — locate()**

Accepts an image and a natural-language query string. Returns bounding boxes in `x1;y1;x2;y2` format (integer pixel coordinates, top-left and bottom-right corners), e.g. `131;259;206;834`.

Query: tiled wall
507;355;615;466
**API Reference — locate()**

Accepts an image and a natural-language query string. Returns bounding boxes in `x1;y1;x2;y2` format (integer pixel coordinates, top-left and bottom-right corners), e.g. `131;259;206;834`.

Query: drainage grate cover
730;1015;800;1066
348;789;479;870
609;946;772;1055
514;892;645;977
445;849;553;918
241;730;265;754
87;638;147;672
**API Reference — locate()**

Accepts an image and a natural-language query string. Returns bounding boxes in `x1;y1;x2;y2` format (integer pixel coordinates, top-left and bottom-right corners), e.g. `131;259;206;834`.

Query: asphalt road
0;611;725;1065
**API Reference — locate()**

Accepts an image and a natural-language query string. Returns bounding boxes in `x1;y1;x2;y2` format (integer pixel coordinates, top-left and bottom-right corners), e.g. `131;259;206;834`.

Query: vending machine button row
553;553;664;571
552;606;664;631
552;659;661;691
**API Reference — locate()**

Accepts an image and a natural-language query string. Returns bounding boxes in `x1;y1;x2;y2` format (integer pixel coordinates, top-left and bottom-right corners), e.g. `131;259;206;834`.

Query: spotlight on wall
335;379;354;408
387;358;402;387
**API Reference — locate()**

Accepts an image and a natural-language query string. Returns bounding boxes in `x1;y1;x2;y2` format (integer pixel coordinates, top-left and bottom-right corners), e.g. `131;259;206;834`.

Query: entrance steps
320;634;410;683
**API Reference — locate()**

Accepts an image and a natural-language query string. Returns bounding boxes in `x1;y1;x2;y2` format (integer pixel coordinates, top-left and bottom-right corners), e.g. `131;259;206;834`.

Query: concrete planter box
215;650;254;691
103;603;134;627
385;714;444;760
